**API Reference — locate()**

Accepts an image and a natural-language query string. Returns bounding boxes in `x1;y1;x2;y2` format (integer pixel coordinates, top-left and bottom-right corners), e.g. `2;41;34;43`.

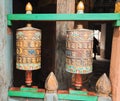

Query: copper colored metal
66;25;93;74
16;23;41;70
9;87;20;91
38;89;45;93
66;25;93;89
25;71;32;86
74;74;82;89
88;91;97;96
57;90;69;94
16;23;41;86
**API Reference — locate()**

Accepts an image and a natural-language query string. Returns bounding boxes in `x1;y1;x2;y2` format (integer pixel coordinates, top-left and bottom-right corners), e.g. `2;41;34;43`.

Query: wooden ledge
7;13;120;26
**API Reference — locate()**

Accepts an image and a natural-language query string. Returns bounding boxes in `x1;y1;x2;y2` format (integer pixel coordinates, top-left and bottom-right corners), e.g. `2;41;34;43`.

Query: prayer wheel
16;23;41;86
66;24;93;89
66;25;93;74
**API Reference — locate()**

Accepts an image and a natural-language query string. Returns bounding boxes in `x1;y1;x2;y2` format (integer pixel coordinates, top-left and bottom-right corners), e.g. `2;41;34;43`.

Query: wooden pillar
55;0;75;89
110;27;120;101
100;24;106;58
0;0;13;100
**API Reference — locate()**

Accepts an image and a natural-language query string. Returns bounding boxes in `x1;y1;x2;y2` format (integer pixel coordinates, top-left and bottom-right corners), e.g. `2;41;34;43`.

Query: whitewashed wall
0;0;13;100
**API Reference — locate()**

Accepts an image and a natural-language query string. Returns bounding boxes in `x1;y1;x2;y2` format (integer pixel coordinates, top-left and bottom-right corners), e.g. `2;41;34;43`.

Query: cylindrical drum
16;24;41;70
66;25;93;74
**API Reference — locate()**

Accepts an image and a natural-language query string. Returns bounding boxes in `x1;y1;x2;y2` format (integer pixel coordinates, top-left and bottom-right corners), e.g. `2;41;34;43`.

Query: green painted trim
8;90;45;98
69;89;87;95
20;87;38;92
7;20;12;26
7;13;120;21
58;94;98;101
8;90;98;101
114;20;120;26
7;13;120;26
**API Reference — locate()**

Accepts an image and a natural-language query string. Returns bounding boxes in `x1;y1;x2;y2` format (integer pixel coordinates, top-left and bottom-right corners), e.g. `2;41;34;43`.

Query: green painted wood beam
58;94;98;101
8;90;98;101
114;20;120;26
69;90;88;95
8;90;45;99
20;87;38;92
7;13;120;26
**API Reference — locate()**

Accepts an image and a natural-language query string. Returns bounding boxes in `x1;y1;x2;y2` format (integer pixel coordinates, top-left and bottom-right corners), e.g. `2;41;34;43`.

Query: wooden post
110;27;120;101
110;1;120;100
0;0;13;100
100;24;106;58
55;0;75;89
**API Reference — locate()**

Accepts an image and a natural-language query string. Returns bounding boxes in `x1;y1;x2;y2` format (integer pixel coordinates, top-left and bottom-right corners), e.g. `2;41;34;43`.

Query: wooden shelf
8;13;119;100
8;88;97;101
7;13;120;26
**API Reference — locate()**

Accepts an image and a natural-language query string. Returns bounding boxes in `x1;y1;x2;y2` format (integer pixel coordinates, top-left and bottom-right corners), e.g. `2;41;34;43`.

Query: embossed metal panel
16;24;41;70
66;26;93;74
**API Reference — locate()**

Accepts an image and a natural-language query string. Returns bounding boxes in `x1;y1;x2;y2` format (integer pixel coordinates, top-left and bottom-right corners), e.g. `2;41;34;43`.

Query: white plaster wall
0;0;13;100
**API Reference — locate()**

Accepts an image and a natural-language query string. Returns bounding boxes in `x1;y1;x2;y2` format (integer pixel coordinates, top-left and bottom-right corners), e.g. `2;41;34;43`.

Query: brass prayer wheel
16;23;41;71
66;24;93;74
15;2;41;86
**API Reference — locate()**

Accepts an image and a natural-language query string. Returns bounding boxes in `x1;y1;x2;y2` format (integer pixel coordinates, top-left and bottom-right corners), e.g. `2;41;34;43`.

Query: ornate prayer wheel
66;25;93;74
16;23;41;86
66;24;93;89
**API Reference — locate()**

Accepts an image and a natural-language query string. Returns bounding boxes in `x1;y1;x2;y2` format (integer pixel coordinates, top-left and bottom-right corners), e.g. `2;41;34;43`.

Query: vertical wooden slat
100;24;106;58
110;27;120;101
55;0;75;89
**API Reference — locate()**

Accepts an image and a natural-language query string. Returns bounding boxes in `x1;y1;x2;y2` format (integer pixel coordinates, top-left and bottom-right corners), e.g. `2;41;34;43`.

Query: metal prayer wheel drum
66;25;93;74
16;24;41;71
